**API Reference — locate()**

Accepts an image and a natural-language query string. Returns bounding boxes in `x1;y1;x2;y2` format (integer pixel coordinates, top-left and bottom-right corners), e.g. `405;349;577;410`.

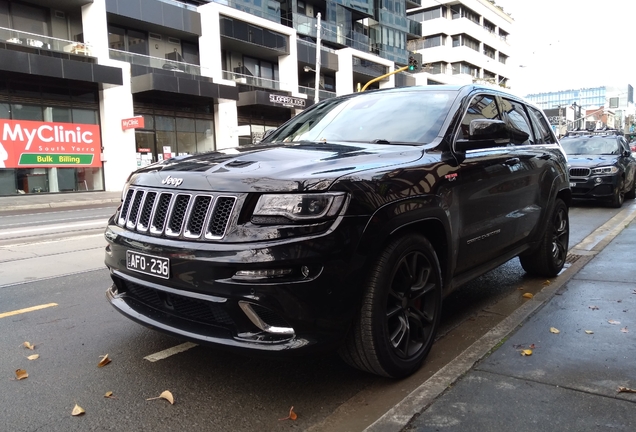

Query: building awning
131;72;239;101
237;90;313;109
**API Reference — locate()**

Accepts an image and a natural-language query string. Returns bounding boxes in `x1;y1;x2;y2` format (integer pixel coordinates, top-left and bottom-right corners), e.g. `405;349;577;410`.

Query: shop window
0;102;9;119
72;109;98;125
44;106;72;123
11;104;43;121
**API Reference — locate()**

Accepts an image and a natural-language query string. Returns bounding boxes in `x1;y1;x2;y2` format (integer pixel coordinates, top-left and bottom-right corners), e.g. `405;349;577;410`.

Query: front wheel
520;198;569;277
339;234;442;378
611;179;625;207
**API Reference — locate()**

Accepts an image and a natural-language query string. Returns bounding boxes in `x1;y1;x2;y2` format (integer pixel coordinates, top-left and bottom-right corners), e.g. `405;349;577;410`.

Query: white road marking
144;342;198;362
0;220;108;236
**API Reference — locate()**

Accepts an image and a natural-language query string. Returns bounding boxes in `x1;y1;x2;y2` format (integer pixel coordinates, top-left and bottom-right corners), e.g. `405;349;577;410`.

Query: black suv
105;85;571;378
560;130;636;207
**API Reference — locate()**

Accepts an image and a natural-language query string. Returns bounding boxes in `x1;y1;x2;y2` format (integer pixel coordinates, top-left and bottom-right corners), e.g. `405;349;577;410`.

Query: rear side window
527;107;556;144
500;98;535;145
457;94;501;141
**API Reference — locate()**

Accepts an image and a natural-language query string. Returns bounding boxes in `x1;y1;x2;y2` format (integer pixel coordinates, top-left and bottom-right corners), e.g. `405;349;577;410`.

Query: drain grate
565;253;583;264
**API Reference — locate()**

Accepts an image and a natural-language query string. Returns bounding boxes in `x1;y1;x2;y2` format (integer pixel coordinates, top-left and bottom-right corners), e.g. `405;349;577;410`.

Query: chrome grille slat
570;168;591;178
119;187;235;241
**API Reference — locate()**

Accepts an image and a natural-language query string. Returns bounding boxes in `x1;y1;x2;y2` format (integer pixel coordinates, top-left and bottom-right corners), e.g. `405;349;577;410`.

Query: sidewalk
0;191;121;212
370;217;636;431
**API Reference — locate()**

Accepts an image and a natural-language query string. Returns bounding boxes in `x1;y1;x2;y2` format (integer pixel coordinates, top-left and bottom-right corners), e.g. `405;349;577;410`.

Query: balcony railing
222;70;281;90
298;86;336;101
0;26;92;56
109;49;202;75
156;0;198;11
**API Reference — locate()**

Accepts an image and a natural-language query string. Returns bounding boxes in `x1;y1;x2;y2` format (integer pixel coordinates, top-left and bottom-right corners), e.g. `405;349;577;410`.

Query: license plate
126;251;170;279
569;182;576;188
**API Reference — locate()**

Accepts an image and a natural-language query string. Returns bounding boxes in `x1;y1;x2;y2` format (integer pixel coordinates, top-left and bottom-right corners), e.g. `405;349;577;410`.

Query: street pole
314;13;321;103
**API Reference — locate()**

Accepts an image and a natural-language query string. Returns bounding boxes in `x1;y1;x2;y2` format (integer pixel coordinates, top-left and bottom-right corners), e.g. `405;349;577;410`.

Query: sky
493;0;635;97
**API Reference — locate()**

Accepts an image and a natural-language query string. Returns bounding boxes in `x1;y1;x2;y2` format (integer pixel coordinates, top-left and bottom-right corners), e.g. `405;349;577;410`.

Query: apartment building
0;0;455;197
407;0;513;86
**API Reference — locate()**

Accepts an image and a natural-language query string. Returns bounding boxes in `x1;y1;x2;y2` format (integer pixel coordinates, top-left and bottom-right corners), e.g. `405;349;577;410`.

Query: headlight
252;192;347;224
591;166;619;175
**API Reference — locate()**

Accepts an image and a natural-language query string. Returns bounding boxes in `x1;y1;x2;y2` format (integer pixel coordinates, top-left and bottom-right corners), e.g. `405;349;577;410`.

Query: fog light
233;268;293;280
595;178;603;184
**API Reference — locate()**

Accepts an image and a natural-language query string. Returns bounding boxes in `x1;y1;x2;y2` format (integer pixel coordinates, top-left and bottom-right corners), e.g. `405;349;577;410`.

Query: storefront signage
268;94;306;108
0;119;102;168
122;116;145;131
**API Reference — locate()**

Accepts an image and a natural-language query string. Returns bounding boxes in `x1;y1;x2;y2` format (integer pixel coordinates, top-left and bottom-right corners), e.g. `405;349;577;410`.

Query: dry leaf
550;327;560;334
589;305;599;311
71;404;85;416
97;354;111;368
618;386;636;393
27;354;39;360
146;390;174;405
522;293;534;299
15;369;28;380
608;320;621;325
521;349;533;356
279;406;298;421
542;280;551;286
104;391;115;399
22;341;35;350
585;330;594;334
621;327;629;333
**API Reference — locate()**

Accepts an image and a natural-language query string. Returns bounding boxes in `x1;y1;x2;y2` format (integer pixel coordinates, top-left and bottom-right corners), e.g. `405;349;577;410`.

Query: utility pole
314;13;321;103
558;105;563;137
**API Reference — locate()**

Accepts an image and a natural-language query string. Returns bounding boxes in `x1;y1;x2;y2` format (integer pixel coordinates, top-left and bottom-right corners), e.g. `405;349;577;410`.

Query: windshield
265;90;458;145
561;137;621;155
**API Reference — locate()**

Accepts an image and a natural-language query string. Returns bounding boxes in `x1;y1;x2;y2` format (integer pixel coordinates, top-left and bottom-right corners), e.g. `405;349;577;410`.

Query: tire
625;178;635;200
339;234;442;378
611;178;625;207
519;198;569;277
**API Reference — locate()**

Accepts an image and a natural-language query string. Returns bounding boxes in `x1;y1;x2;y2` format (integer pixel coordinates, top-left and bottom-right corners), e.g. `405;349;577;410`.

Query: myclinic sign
0;120;102;168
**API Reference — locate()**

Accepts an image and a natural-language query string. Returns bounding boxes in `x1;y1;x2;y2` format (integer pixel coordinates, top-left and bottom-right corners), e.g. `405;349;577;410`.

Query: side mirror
456;119;509;152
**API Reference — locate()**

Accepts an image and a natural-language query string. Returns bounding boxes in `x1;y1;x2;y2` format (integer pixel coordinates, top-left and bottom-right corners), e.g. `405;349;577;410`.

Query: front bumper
569;174;620;200
104;219;367;355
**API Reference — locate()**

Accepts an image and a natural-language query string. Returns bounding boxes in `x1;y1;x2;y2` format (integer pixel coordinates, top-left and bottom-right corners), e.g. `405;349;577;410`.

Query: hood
567;155;619;168
130;142;424;192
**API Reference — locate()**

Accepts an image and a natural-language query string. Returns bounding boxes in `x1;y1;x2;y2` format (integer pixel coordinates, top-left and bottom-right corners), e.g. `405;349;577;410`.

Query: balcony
405;0;422;8
407;19;422;39
0;26;92;57
109;49;202;75
222;70;281;91
298;85;336;101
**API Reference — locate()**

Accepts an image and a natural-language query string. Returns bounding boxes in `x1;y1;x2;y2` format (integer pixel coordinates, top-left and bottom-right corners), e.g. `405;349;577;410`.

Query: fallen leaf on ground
618;386;636;393
589;305;599;311
27;354;39;360
522;293;534;299
71;404;85;416
608;320;621;325
529;344;536;349
146;390;174;405
585;330;594;334
520;349;533;356
517;287;524;290
550;327;560;334
104;391;115;399
15;369;28;380
621;327;628;333
97;354;111;368
279;406;298;421
22;341;35;350
543;280;551;286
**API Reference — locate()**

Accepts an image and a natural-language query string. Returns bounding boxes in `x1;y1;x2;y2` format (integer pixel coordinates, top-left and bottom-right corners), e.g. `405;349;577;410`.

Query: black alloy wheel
611;178;625;208
339;234;442;378
520;198;569;277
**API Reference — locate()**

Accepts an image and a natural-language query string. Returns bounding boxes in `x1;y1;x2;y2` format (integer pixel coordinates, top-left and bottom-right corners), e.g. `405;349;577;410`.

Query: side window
457;94;501;141
527;107;556;144
500;98;535;145
619;137;629;153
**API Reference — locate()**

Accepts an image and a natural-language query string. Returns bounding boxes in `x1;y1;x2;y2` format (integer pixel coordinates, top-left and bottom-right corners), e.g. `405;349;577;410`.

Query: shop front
0;77;103;196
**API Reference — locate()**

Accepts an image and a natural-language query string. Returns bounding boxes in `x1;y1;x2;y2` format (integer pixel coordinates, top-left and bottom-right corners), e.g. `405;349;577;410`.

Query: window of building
609;97;619;108
452;34;479;51
410;6;443;22
423;34;443;48
107;25;148;55
452;62;478;77
483;45;495;59
499;53;508;64
428;62;446;74
451;5;479;25
483;19;495;33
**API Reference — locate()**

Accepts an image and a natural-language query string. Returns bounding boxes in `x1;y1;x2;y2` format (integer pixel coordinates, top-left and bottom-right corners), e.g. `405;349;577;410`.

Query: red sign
137;148;151;152
0;119;102;168
122;116;145;131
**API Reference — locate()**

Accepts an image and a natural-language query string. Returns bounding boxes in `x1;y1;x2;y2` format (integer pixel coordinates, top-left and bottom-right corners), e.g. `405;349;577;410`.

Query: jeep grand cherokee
105;85;571;378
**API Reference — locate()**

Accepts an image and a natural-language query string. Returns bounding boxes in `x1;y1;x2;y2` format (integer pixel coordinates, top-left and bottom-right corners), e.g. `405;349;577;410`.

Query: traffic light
407;53;422;72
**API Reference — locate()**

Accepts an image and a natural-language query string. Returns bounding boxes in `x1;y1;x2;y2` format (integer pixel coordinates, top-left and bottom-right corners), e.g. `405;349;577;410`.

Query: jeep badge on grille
161;176;183;187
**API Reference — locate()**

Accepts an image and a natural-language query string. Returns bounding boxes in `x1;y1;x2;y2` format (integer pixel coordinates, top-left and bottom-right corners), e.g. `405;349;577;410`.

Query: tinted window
527;107;555;144
457;94;500;141
501;98;534;145
561;137;621;155
267;90;457;145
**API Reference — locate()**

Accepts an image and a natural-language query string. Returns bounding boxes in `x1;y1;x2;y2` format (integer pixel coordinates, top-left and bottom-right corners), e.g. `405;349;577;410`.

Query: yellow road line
0;303;58;319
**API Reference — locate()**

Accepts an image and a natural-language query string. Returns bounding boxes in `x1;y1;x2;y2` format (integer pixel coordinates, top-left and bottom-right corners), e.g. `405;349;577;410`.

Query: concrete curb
0;198;121;212
364;205;636;432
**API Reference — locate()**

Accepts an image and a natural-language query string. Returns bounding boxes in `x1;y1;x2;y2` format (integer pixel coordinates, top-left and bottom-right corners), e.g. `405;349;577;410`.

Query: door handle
504;157;520;166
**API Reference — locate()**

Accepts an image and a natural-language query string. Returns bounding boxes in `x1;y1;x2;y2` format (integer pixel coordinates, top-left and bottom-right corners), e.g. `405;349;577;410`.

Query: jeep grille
117;187;236;240
569;168;591;178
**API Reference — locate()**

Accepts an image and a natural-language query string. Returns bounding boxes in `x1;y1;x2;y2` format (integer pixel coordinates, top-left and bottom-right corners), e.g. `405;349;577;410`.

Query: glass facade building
525;87;607;110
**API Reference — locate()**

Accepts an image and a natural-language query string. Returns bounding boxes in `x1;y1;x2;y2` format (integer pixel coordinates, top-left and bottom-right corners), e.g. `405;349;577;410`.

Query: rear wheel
339;234;442;378
520;199;569;277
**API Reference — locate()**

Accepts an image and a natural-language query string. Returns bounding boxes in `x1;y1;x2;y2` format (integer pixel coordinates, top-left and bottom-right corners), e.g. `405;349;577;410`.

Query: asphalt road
0;200;629;432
